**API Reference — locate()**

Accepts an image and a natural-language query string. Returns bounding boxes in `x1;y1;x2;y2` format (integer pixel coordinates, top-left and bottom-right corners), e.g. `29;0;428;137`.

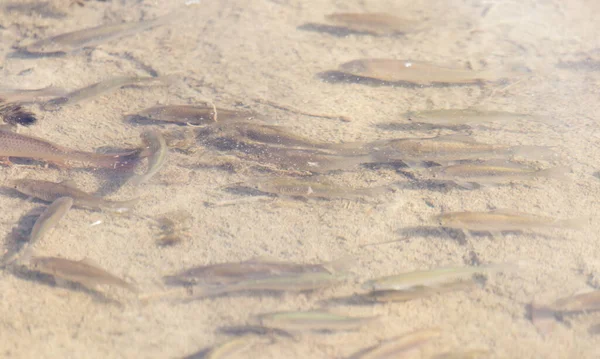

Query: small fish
29;256;137;292
426;160;566;186
325;13;419;36
165;256;352;286
435;209;583;232
24;13;176;54
129;130;168;185
406;108;537;125
43;76;171;110
257;311;377;332
338;59;509;85
1;197;73;266
0;99;37;126
0;86;67;103
190;272;346;298
370;134;555;165
198;336;260;359
348;329;441;359
27;197;73;251
0;129;141;168
432;350;490;359
367;279;478;303
362;264;506;291
131;105;255;125
246;177;387;199
11;179;138;211
549;290;600;313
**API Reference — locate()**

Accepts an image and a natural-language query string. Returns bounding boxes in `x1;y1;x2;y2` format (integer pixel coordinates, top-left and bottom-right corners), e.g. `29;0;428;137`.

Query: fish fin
246;255;281;263
59;179;78;188
510;146;557;161
79;257;102;268
489;230;503;239
435;134;475;142
322;256;355;273
452;180;479;190
106;198;140;213
535;166;570;180
556;217;587;229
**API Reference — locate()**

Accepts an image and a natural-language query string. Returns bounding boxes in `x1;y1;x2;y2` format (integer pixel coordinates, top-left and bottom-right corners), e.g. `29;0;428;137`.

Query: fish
348;329;441;359
0;86;67;103
369;134;555;165
432;350;490;359
190;272;346;298
198;336;260;359
24;12;176;54
257;311;377;332
405;108;538;125
28;256;137;292
246;177;388;199
42;76;172;110
165;256;353;286
26;197;73;253
0;129;141;169
362;264;507;291
548;290;600;313
435;209;583;232
325;13;419;36
337;59;509;85
426;160;567;187
1;197;73;266
0;99;38;126
367;279;479;303
11;179;138;211
131;105;255;125
129;130;168;185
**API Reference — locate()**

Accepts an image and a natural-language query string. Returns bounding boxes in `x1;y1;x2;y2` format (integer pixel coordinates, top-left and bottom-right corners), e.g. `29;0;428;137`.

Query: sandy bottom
0;0;599;358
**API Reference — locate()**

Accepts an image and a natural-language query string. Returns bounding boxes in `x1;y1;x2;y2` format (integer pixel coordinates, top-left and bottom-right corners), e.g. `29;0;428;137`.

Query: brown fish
369;134;555;166
0;86;67;104
43;76;172;110
132;105;255;125
435;209;583;232
24;13;176;54
338;59;509;85
325;13;419;35
0;129;140;169
165;256;352;286
11;179;138;211
29;256;137;292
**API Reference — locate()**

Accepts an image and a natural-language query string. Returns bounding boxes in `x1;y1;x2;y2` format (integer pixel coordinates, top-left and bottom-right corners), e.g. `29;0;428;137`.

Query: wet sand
0;0;599;358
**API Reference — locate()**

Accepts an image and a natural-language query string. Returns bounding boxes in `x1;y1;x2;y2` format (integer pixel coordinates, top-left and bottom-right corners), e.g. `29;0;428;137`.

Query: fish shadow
8;265;122;305
181;347;212;359
397;226;469;244
317;293;377;307
375;121;472;132
7;48;65;59
317;71;483;88
216;325;293;339
0;206;44;266
297;23;381;37
593;171;600;180
393;177;480;192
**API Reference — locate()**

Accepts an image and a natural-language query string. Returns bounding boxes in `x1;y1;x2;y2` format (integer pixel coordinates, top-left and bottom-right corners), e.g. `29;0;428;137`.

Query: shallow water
0;1;599;358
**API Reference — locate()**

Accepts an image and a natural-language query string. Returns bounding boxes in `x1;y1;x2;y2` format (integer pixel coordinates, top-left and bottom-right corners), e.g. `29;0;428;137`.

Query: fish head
8;179;33;195
24;39;67;55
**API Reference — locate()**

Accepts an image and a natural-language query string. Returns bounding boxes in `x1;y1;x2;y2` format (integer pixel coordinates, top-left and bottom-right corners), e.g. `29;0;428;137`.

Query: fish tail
510;146;557;161
105;198;140;213
322;256;355;274
535;166;570;180
555;217;587;229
